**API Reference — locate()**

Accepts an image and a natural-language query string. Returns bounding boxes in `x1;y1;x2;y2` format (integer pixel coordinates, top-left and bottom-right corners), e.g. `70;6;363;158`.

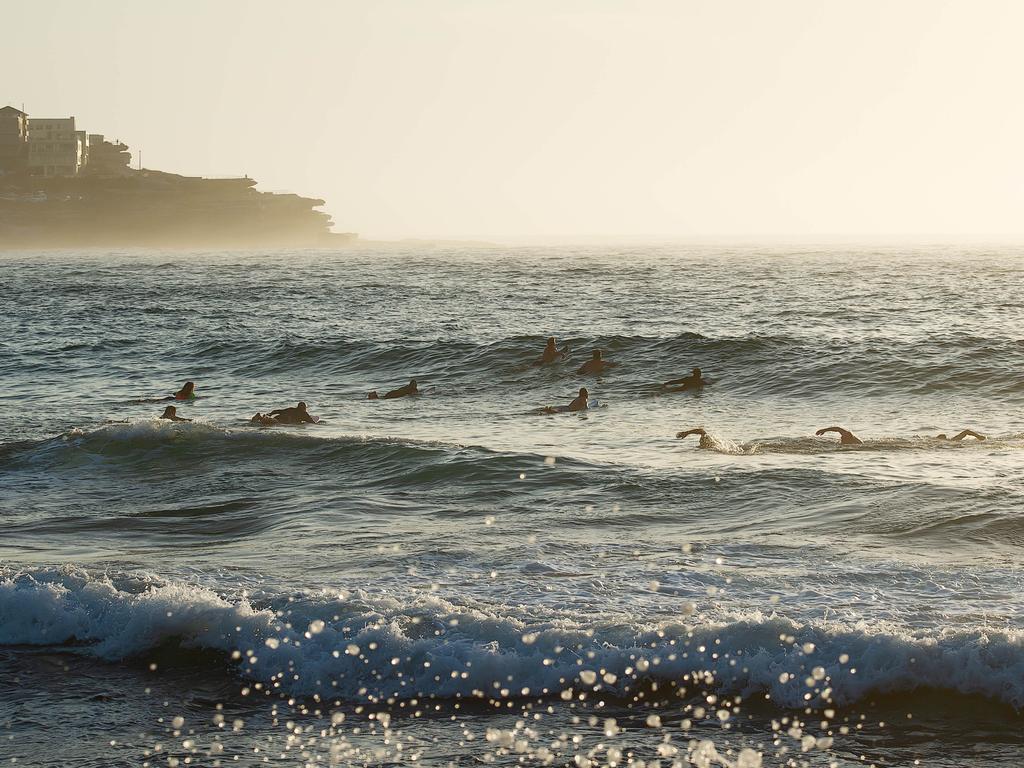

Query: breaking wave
2;567;1022;710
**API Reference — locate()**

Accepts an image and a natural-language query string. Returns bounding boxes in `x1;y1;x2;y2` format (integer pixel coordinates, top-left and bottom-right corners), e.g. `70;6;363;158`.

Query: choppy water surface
1;245;1023;766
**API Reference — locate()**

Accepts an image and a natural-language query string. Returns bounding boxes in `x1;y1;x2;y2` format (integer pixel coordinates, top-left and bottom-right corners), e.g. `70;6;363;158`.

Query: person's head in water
592;349;602;361
692;367;701;378
545;337;556;349
297;401;307;411
161;406;177;419
181;381;195;395
579;387;588;398
409;379;418;391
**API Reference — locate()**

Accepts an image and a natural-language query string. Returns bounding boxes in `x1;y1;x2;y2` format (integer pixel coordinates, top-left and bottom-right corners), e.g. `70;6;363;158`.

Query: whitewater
1;245;1023;767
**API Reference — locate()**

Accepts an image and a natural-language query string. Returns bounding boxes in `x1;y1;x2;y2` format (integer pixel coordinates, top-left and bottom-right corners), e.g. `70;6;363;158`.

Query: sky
5;0;1024;241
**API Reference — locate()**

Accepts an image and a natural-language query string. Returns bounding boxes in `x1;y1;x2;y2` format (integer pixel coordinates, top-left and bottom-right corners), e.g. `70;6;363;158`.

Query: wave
4;421;1015;472
148;331;1024;399
0;422;601;490
7;423;1024;550
2;567;1022;710
7;329;1023;401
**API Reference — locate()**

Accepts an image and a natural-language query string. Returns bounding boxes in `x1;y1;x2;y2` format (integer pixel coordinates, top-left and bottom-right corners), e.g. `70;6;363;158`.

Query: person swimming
577;349;618;376
675;427;715;449
159;405;191;422
542;387;590;414
251;402;318;425
171;381;196;400
662;367;706;392
536;337;568;365
368;379;419;400
815;426;863;445
817;426;986;445
936;429;986;441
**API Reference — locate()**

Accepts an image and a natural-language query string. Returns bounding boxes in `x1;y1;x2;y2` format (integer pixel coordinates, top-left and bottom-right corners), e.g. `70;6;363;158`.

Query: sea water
1;245;1022;766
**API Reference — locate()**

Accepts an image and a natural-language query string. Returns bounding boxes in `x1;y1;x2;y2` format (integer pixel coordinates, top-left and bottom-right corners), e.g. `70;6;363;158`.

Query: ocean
0;245;1022;767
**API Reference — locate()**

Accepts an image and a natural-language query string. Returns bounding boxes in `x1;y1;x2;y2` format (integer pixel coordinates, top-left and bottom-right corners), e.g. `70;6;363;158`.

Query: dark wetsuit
664;375;705;392
381;384;418;400
267;407;316;424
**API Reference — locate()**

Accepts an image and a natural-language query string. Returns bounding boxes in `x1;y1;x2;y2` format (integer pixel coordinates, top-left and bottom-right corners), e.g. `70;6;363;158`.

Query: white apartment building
27;116;85;176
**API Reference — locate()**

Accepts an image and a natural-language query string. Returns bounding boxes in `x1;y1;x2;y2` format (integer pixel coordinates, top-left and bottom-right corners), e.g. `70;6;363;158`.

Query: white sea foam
2;567;1022;709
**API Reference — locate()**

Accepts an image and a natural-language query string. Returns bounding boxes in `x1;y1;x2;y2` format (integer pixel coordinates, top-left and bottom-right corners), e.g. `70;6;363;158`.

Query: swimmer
577;349;618;376
662;367;707;392
368;379;419;400
936;429;986;441
535;337;569;365
159;405;191;422
171;381;196;400
815;426;863;445
542;387;589;414
675;427;714;449
264;401;318;425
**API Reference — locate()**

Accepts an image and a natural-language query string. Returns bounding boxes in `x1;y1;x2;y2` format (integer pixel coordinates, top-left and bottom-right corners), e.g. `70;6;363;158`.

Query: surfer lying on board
662;367;706;392
159;405;191;422
368;379;420;400
535;337;569;365
541;387;589;414
936;429;986;441
251;402;318;426
131;381;195;403
675;427;715;449
815;426;863;445
577;349;618;376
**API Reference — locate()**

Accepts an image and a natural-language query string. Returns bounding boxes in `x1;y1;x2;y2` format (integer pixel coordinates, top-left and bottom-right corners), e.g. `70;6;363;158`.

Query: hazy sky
5;0;1024;240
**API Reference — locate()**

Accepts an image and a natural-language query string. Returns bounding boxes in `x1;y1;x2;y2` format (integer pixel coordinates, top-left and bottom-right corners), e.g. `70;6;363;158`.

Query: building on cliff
27;116;86;177
83;134;132;176
0;106;29;174
0;104;356;247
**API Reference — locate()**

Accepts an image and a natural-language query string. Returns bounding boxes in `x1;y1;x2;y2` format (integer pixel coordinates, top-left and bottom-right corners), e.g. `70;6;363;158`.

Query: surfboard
546;399;601;413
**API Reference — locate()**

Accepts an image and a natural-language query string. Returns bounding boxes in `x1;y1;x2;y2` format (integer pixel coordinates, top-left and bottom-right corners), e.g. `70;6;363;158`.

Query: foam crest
2;567;1022;710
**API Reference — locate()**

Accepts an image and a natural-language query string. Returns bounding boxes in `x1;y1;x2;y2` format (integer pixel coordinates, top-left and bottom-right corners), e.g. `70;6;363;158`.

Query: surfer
535;337;568;365
577;349;618;376
815;426;863;445
675;427;715;449
171;381;196;400
159;405;191;422
542;387;590;414
662;367;706;392
936;429;986;441
258;401;318;425
368;379;419;400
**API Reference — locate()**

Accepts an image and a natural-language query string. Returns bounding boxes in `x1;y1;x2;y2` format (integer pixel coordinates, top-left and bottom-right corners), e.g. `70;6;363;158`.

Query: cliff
0;168;356;248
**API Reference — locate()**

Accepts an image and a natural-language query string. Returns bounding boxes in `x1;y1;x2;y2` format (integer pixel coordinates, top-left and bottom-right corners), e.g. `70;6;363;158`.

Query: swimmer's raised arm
948;429;986;441
676;428;707;439
815;426;863;445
